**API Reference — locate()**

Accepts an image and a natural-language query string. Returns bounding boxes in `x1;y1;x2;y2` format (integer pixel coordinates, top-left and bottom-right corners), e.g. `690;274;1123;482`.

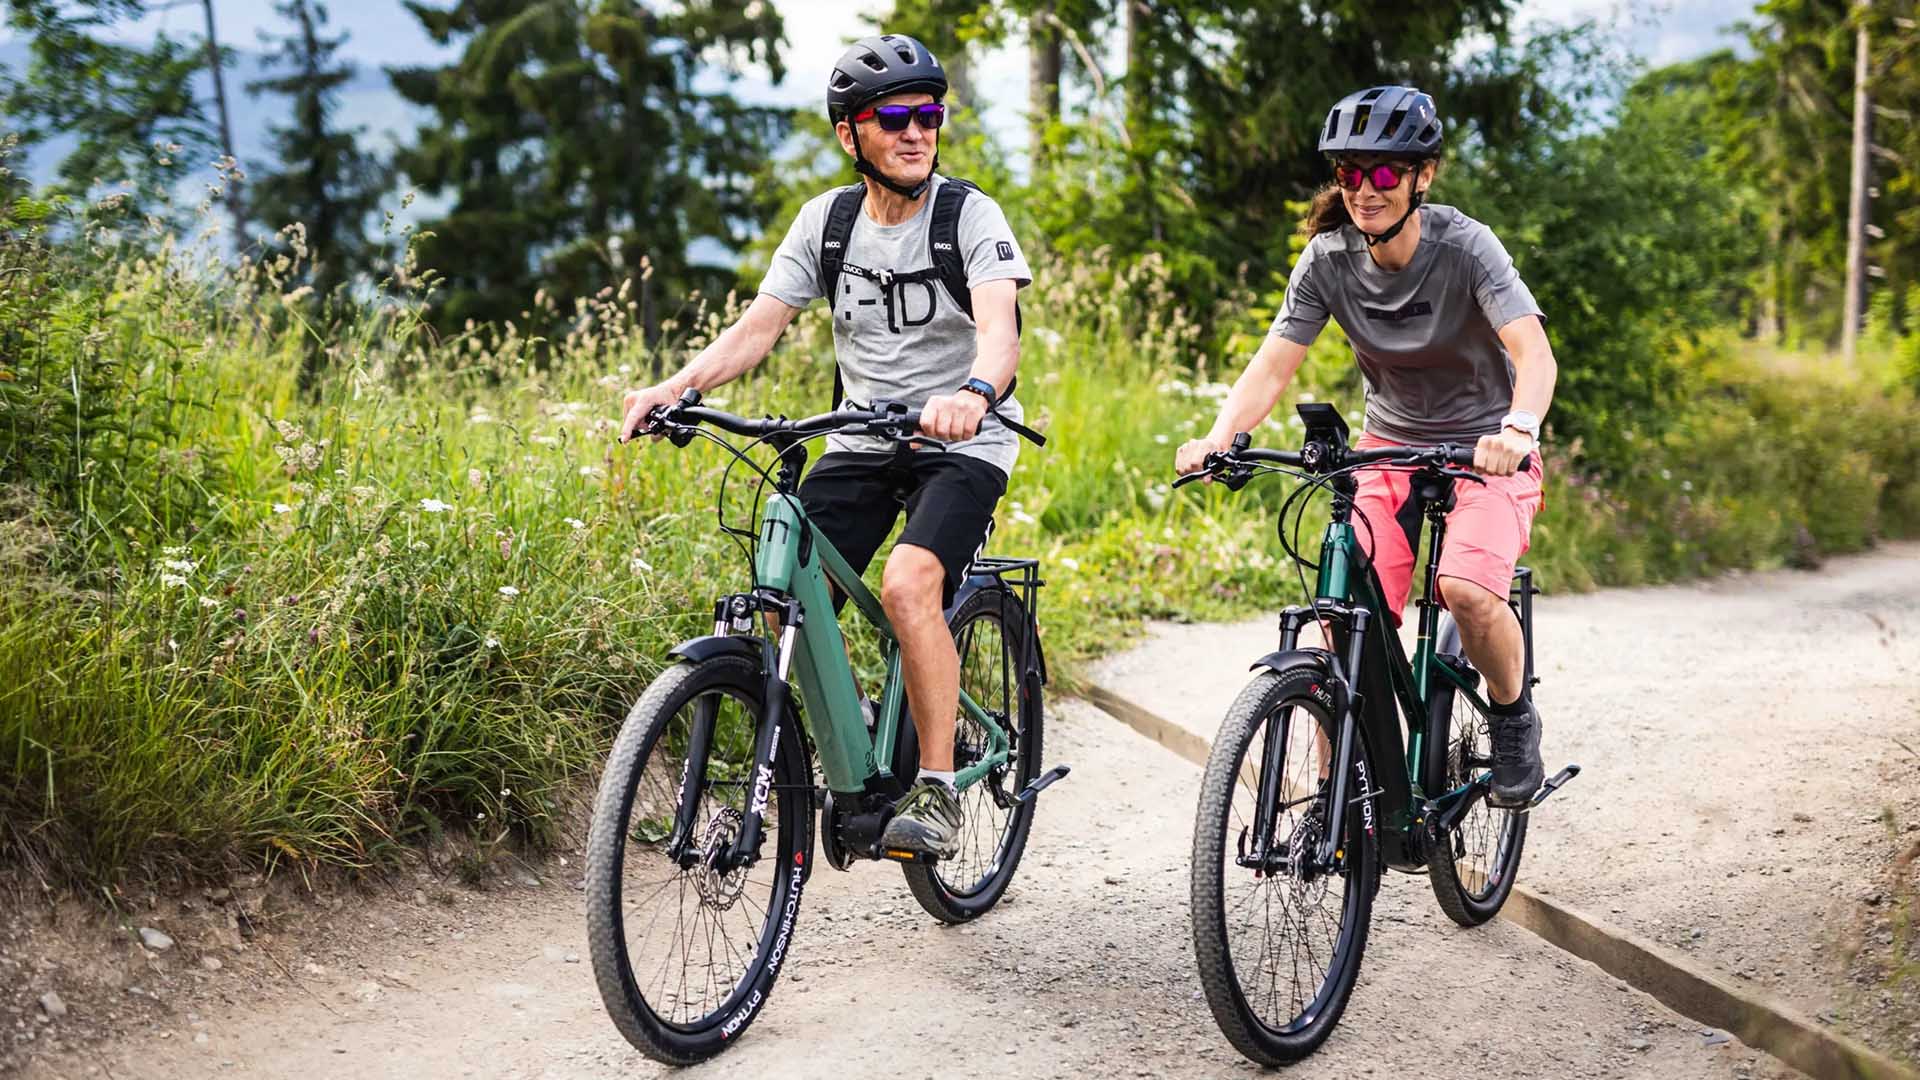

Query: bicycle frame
754;491;1013;795
1250;469;1538;874
664;453;1020;872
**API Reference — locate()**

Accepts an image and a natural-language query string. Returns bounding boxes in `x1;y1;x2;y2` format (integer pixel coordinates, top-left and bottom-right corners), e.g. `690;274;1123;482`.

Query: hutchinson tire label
719;859;804;1040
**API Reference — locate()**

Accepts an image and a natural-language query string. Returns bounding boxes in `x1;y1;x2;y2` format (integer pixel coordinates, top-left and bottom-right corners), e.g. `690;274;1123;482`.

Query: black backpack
817;177;1023;410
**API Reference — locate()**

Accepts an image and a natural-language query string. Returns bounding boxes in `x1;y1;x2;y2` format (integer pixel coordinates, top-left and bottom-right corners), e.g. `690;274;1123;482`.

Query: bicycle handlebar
641;389;923;445
1172;435;1533;490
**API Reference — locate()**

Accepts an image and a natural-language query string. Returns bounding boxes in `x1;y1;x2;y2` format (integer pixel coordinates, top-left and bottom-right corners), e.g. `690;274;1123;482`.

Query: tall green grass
2;197;1916;886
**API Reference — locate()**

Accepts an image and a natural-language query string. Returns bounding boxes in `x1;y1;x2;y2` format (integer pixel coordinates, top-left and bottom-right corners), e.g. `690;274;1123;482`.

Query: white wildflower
1011;510;1038;526
629;556;653;576
484;636;500;649
160;573;188;588
578;465;602;478
498;585;520;598
1059;556;1081;571
199;596;221;610
272;502;294;515
420;498;452;513
1153;434;1169;445
162;558;196;573
409;540;429;552
565;517;587;531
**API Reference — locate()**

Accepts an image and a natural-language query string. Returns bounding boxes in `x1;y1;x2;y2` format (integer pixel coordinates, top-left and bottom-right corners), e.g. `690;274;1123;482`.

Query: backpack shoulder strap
928;177;1021;334
928;178;977;320
819;183;867;310
819;183;865;409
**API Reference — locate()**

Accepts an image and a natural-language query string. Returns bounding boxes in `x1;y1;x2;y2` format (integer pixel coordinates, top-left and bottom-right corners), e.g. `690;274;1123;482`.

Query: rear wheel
1192;662;1377;1065
902;587;1043;923
585;655;810;1064
1426;616;1529;926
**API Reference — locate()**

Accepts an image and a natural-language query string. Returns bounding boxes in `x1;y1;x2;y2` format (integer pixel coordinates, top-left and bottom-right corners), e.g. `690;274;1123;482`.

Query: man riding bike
617;34;1033;857
1174;86;1558;807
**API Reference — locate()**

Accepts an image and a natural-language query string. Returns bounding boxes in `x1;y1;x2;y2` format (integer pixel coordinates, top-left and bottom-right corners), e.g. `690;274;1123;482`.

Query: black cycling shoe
1487;702;1544;808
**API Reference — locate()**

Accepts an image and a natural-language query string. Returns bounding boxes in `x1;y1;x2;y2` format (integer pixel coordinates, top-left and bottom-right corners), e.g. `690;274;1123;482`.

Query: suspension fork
1317;608;1374;869
724;621;799;870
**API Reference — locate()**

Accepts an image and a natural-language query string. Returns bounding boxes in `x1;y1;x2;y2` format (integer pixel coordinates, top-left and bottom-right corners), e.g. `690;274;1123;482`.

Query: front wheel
1425;619;1529;926
585;654;811;1065
902;586;1043;923
1192;661;1378;1066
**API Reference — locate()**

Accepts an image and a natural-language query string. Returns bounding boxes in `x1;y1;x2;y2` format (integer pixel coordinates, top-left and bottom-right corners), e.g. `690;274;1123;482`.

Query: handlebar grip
1172;470;1208;489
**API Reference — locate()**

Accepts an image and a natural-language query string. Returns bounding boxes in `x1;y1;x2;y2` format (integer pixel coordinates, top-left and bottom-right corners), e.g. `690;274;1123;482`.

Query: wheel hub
694;807;750;910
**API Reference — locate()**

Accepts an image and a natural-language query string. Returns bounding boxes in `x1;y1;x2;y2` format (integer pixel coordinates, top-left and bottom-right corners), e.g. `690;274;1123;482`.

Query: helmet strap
850;125;937;200
1363;187;1424;248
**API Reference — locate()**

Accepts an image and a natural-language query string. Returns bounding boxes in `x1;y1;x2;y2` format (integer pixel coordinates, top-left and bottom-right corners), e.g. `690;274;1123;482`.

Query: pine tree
245;0;390;302
0;0;213;220
388;0;788;335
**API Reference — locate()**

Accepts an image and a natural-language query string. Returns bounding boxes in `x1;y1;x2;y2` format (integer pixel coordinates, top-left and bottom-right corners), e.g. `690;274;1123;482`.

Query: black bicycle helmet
826;35;949;124
1318;85;1443;158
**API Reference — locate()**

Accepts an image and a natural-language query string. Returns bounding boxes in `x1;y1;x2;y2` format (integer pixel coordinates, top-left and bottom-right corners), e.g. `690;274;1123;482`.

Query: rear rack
965;556;1047;684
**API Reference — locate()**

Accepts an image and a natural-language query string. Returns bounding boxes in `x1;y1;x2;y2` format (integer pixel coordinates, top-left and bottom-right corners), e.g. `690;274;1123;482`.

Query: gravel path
1090;542;1920;1065
15;702;1788;1079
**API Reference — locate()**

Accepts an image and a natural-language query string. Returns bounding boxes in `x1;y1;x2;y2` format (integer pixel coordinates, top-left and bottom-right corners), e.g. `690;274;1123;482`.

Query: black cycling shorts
796;449;1008;607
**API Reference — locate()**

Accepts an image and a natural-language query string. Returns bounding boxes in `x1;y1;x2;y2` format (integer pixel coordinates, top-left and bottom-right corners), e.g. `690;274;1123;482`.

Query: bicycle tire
1192;661;1378;1065
901;586;1043;923
586;654;810;1064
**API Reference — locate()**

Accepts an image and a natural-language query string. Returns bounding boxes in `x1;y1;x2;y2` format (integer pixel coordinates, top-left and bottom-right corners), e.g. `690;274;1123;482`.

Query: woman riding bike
1174;85;1558;806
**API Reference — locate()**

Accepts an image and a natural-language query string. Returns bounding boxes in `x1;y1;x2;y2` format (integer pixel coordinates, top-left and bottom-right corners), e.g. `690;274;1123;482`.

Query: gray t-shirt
757;175;1034;475
1269;204;1544;445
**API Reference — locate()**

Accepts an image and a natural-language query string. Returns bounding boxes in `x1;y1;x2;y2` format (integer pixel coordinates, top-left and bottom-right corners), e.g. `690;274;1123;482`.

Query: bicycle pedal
1526;764;1582;808
881;847;937;865
1012;763;1072;804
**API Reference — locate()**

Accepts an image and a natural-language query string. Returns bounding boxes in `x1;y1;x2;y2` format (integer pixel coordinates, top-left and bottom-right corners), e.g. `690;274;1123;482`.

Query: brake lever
1435;465;1486;485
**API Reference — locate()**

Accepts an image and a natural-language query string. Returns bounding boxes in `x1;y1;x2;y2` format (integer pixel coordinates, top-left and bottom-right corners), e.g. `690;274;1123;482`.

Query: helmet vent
858;49;887;73
1419;123;1439;144
892;43;916;63
1382;108;1406;140
1325;112;1340;142
1351;105;1372;136
830;71;854;91
1361;87;1387;101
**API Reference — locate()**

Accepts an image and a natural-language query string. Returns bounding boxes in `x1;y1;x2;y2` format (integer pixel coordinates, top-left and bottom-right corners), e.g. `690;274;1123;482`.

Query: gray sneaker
881;781;963;859
1487;703;1544;808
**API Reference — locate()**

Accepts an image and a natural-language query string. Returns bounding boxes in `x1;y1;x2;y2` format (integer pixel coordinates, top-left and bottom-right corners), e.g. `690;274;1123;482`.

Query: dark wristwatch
957;377;998;406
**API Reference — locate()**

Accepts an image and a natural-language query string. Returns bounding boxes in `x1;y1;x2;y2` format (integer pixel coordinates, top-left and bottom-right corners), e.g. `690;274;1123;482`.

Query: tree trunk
1028;4;1061;169
201;0;245;248
1841;0;1871;363
1125;0;1148;144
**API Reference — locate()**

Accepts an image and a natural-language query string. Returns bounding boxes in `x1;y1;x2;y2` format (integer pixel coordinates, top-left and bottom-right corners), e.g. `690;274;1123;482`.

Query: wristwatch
1500;409;1541;441
958;377;998;406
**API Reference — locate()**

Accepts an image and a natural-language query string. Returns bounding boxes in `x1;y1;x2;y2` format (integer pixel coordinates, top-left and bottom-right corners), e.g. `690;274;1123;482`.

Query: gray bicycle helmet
1318;85;1443;158
826;35;949;124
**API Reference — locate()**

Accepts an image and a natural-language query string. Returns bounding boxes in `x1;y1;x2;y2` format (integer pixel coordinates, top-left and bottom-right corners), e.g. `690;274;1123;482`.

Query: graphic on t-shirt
840;268;938;334
1362;300;1434;322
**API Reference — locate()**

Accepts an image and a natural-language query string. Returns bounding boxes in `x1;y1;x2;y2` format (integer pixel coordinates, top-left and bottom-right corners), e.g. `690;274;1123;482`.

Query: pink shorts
1350;433;1544;626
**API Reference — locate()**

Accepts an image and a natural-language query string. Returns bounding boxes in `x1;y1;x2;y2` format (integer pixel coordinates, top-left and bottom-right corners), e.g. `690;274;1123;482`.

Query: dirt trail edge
1089;542;1920;1071
15;701;1790;1079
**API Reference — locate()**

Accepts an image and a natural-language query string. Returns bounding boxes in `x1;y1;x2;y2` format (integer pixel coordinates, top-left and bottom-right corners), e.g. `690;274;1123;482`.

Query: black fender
1249;647;1349;727
666;633;765;669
